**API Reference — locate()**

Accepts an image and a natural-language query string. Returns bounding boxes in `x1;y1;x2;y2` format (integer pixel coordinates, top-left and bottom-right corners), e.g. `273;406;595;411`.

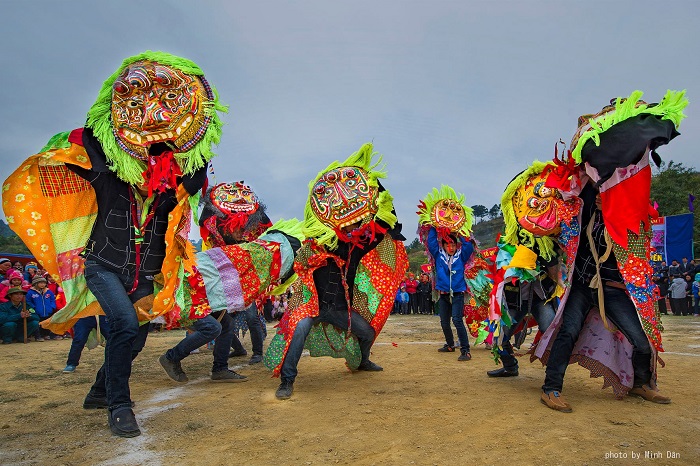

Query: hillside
0;221;31;254
471;216;505;249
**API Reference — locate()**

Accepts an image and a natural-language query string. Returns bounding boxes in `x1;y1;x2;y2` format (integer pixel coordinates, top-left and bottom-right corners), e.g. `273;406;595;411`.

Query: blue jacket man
427;226;474;359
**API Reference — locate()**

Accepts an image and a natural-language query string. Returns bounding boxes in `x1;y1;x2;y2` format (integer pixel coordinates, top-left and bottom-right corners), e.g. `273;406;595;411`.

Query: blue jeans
84;261;153;411
499;296;555;370
280;310;376;382
67;315;109;366
167;311;233;372
438;292;470;352
231;304;264;356
543;282;653;392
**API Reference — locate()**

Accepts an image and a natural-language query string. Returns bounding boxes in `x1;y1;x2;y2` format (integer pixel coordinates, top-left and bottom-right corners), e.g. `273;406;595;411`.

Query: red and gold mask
431;199;467;232
511;171;568;237
210;182;259;215
111;61;213;160
309;166;378;230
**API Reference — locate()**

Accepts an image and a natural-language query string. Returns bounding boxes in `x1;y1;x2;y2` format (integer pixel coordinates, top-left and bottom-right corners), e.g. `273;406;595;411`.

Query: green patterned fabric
305;323;362;369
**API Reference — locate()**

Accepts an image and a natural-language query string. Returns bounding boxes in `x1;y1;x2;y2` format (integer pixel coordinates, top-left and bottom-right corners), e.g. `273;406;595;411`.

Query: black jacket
66;128;206;276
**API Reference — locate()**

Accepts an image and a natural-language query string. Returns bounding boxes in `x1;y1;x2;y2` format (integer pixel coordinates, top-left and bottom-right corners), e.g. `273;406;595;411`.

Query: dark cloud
2;0;698;240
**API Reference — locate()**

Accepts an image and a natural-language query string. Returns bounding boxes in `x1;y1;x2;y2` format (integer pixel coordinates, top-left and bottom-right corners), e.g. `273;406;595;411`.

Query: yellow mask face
511;171;564;237
210;182;258;215
431;198;466;232
111;61;212;160
309;166;378;230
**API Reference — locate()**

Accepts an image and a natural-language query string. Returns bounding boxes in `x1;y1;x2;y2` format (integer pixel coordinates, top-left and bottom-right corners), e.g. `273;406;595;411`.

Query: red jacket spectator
404;275;419;294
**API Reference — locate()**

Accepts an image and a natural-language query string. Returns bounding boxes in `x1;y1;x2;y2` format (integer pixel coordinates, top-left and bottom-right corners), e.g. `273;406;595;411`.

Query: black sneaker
458;351;472;361
229;349;248;358
275;379;294;400
248;354;263;365
159;354;188;382
357;360;384;371
211;369;248;382
108;407;141;438
487;367;519;377
437;344;455;353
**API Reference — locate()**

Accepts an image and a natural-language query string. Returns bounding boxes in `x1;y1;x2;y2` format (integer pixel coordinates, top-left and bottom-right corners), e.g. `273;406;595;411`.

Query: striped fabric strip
205;248;246;312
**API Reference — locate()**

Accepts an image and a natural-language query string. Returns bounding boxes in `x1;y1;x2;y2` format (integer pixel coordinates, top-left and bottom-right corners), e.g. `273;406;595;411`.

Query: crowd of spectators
0;257;67;343
653;257;699;316
393;271;434;315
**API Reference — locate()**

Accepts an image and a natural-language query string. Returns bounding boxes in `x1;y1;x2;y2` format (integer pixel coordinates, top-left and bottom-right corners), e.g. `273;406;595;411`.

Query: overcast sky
1;0;698;241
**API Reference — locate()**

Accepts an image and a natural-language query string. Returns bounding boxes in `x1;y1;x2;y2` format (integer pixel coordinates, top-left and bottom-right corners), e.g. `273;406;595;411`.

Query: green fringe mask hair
302;142;397;250
500;160;557;262
571;89;688;164
417;185;474;238
85;50;229;185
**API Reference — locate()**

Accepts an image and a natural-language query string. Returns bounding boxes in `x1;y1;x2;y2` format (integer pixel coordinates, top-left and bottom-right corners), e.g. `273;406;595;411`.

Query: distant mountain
0;221;31;254
0;220;14;238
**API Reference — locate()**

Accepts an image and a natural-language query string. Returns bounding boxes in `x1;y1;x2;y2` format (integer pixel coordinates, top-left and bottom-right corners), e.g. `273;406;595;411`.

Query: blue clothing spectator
26;282;57;318
426;226;475;360
397;287;410;315
427;227;474;293
692;273;700;316
23;263;39;283
26;276;58;339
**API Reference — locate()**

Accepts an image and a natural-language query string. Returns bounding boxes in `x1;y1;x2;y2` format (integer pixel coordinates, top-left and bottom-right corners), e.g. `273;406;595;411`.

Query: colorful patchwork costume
157;181;301;381
200;180;275;360
486;159;580;377
532;90;687;410
264;143;408;399
2;51;227;437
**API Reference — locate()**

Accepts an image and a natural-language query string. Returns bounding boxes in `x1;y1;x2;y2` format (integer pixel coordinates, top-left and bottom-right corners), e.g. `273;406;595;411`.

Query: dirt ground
0;314;698;466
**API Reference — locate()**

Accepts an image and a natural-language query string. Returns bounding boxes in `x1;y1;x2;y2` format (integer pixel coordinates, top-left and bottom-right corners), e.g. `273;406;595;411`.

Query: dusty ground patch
0;315;698;465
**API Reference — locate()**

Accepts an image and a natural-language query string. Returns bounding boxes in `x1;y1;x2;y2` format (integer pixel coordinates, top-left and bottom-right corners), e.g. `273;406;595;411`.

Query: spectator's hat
32;276;47;286
0;258;10;264
7;269;22;281
7;287;26;296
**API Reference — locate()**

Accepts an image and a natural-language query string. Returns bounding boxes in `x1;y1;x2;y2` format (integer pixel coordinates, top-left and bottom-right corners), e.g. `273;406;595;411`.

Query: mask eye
345;168;356;178
126;100;140;108
314;183;326;195
527;198;540;208
165;92;178;99
325;172;337;182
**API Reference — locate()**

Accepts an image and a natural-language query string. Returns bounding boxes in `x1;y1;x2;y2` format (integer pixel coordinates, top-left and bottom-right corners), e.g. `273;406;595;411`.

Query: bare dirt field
0;314;698;466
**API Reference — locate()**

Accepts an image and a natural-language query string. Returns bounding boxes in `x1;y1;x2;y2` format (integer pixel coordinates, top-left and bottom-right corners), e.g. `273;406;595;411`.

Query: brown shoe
540;390;572;413
628;385;671;404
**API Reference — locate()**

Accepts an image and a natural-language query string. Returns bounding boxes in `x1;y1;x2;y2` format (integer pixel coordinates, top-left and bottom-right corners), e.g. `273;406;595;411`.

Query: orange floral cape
2;140;193;333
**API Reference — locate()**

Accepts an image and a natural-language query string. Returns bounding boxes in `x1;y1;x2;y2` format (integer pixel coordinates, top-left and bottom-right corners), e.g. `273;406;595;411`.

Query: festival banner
665;213;694;263
650;213;694;264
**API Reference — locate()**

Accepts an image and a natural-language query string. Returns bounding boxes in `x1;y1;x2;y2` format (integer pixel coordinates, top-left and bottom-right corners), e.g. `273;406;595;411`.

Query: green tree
0;232;31;254
650;161;700;258
405;237;422;253
471;204;488;223
488;203;501;220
